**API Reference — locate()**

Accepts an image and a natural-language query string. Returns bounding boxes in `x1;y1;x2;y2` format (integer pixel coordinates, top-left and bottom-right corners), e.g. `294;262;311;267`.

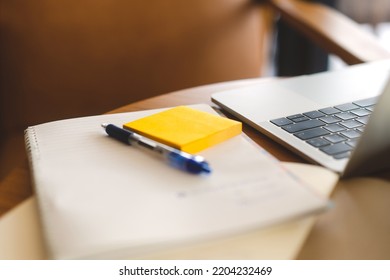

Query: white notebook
24;104;328;259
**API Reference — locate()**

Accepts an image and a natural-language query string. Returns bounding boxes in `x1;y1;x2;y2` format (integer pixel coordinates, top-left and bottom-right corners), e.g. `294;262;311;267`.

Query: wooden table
3;78;390;259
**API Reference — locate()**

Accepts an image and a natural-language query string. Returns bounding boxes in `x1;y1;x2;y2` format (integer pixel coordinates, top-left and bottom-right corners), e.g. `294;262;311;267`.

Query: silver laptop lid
342;76;390;178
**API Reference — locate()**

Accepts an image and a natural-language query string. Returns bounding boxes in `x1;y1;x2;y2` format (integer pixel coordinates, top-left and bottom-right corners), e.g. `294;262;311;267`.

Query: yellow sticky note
123;106;242;153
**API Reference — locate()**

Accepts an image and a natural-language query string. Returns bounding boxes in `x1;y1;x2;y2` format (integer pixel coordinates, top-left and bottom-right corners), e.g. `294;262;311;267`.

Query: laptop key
287;114;304;120
320;143;353;155
335;103;359;111
346;139;358;148
340;120;362;129
324;134;347;143
303;111;325;119
340;129;361;139
353;97;377;107
333;151;351;159
306;137;330;148
319;116;340;124
350;108;370;117
319;107;340;115
294;127;329;140
324;124;345;133
291;116;310;122
356;116;370;125
282;119;325;133
270;118;293;126
335;112;355;120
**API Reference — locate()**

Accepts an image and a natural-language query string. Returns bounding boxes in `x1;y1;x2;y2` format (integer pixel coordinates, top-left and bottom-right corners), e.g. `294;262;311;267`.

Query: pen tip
101;123;108;129
202;163;212;174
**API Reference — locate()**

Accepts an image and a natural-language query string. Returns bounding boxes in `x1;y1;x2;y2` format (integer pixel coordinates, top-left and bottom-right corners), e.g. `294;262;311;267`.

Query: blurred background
1;0;390;217
330;0;390;70
275;0;390;76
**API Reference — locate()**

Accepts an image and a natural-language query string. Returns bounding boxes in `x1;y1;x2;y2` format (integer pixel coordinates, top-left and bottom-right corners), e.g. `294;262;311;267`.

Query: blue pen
101;124;211;174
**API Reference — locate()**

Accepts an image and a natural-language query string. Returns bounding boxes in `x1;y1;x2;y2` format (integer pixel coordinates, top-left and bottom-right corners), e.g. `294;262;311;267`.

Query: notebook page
25;104;328;259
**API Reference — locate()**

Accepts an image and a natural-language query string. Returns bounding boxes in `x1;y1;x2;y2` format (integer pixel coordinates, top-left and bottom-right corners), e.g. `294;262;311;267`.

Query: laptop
212;60;390;178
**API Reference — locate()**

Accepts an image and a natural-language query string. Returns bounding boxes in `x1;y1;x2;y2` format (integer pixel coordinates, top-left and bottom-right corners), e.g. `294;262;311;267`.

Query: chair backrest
0;0;273;132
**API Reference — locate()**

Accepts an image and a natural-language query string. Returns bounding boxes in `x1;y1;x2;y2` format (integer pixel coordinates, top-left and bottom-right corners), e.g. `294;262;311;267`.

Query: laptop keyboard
270;97;377;160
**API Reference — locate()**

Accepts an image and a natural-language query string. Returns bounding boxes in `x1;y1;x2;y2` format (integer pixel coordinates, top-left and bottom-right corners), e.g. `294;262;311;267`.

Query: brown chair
1;0;389;216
